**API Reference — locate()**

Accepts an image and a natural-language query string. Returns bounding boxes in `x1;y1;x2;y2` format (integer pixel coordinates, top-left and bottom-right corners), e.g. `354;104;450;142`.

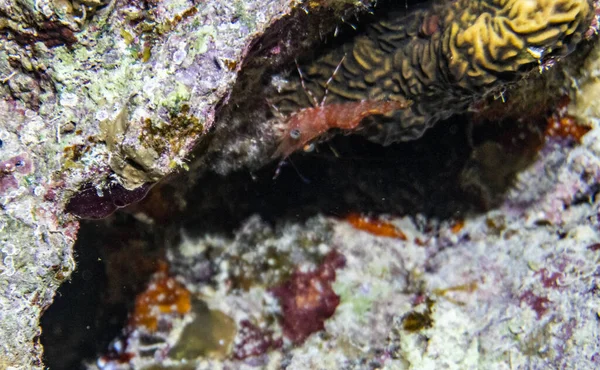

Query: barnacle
274;0;594;146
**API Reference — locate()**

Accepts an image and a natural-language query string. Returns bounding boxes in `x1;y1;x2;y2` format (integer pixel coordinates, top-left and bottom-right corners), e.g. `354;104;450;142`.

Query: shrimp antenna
327;142;341;158
295;59;319;107
340;17;357;30
289;157;310;184
272;158;310;184
266;98;285;119
322;54;346;105
273;160;284;180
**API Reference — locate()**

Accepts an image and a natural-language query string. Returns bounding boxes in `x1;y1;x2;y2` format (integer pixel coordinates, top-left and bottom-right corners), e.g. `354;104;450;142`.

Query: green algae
140;104;204;155
402;298;435;332
168;300;236;360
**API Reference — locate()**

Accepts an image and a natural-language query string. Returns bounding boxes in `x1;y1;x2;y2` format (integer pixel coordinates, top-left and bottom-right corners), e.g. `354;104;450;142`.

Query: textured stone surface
2;0;600;368
0;0;314;367
84;102;600;368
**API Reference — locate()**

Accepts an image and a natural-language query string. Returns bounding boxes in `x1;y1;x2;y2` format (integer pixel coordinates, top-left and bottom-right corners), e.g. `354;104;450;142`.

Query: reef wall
2;0;600;368
0;0;333;366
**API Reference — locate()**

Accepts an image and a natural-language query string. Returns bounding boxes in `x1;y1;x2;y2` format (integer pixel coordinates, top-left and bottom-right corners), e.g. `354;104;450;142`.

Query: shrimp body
273;99;412;159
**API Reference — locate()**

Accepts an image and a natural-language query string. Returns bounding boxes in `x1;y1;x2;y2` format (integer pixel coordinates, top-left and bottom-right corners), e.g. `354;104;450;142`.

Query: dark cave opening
39;107;544;369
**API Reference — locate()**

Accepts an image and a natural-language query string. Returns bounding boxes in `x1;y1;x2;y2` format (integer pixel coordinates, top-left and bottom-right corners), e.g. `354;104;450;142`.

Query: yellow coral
272;0;595;146
451;0;591;82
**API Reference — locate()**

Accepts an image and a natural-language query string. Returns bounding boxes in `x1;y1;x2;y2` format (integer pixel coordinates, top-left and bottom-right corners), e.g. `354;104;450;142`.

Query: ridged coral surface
274;0;594;145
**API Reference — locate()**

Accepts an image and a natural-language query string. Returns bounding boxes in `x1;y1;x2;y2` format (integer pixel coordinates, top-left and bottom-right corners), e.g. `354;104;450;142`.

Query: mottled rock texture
0;0;322;367
268;0;594;158
2;0;600;368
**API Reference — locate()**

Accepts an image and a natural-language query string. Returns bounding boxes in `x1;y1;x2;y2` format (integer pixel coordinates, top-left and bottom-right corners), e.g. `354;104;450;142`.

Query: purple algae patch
232;320;282;360
0;154;34;194
269;250;346;343
66;182;152;219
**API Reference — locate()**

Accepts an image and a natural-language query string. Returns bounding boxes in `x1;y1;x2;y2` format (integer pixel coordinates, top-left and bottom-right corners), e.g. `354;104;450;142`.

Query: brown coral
273;0;595;148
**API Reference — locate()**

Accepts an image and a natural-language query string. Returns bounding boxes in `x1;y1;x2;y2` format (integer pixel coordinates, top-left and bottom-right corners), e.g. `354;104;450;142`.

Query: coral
4;0;600;368
456;87;597;209
0;154;33;196
0;4;80;48
449;219;465;234
1;0;358;367
545;96;592;142
167;301;237;360
272;0;595;150
99;107;163;190
12;21;78;48
519;290;552;319
58;151;600;369
400;298;435;332
80;216;340;369
140;104;204;158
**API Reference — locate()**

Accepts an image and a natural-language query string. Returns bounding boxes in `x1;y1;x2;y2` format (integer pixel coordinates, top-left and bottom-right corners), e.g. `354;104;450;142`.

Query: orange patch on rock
450;219;465;234
545;115;591;142
346;213;407;240
545;96;591;142
130;261;191;331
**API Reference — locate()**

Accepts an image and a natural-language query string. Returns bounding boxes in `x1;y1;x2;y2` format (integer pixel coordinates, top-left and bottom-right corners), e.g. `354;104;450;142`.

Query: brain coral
273;0;595;146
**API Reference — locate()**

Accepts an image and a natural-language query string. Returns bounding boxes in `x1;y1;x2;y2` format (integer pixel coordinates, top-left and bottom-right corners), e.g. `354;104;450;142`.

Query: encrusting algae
130;261;191;332
272;0;597;157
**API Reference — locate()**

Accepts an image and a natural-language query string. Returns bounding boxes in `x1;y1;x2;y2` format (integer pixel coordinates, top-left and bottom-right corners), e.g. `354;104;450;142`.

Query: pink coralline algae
232;320;282;360
520;290;552;319
0;154;33;194
269;250;346;344
519;267;568;319
536;268;564;289
66;182;151;219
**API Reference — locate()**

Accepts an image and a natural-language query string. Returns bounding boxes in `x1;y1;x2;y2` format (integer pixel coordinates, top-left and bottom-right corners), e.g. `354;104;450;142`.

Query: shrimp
272;56;412;159
272;99;412;159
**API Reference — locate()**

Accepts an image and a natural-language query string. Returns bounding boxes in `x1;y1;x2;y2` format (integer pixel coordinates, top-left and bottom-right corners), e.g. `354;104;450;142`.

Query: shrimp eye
289;128;301;140
303;143;315;152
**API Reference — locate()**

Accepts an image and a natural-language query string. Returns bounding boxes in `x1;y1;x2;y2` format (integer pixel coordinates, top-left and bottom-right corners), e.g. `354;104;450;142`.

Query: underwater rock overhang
20;0;600;369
